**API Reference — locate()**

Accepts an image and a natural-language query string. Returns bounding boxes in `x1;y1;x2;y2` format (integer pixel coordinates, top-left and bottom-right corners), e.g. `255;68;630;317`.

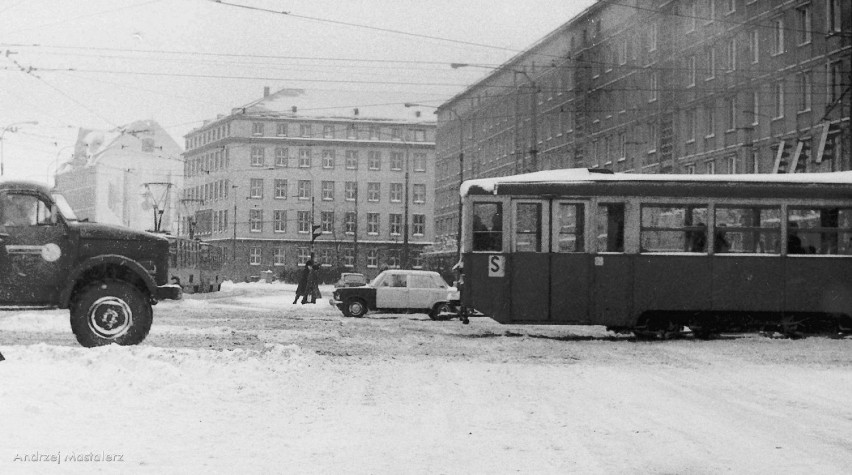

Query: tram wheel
780;315;805;339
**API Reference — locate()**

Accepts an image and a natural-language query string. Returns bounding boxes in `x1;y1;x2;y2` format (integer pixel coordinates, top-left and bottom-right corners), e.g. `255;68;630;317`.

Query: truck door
0;191;72;304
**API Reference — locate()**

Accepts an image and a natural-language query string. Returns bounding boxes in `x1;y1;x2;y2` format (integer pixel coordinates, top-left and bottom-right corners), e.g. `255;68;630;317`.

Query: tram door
591;202;633;326
510;200;550;321
550;201;591;323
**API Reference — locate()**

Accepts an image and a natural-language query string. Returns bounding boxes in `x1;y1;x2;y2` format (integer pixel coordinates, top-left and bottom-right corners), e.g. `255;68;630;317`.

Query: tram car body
459;168;852;337
166;236;225;293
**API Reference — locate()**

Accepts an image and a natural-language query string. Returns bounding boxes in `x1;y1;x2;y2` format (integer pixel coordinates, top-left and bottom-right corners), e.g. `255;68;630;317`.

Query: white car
330;270;456;319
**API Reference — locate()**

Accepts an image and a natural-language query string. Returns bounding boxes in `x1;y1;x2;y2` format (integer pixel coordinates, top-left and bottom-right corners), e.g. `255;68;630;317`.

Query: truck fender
58;254;158;308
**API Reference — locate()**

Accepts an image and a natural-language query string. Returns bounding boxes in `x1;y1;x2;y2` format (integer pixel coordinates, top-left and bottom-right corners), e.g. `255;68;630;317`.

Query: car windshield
51;193;78;221
369;271;387;287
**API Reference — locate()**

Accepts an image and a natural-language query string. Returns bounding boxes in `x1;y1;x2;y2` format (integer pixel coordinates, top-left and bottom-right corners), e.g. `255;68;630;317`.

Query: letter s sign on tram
488;255;505;277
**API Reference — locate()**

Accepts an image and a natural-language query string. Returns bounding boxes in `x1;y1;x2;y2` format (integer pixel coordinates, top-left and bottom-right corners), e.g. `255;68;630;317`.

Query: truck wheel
70;281;152;347
343;298;368;318
429;302;452;321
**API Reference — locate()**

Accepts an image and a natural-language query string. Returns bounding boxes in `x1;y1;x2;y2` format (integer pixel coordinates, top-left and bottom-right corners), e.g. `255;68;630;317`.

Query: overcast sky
0;0;596;182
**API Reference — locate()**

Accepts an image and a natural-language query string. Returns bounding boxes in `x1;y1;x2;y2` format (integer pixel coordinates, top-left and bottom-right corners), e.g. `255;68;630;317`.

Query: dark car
335;272;367;288
330;270;455;319
0;180;181;347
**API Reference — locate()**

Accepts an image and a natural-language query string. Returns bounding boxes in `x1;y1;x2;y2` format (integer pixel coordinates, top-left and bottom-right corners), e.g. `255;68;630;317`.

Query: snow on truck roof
461;168;852;197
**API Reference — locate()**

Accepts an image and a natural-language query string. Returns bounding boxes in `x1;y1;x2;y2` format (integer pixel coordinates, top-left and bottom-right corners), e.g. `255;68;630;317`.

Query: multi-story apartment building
55;120;184;233
181;93;436;281
432;0;850;256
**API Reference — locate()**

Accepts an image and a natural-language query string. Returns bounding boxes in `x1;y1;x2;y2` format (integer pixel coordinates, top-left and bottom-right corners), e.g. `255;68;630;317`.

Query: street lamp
47;144;74;186
405;102;464;264
1;121;39;177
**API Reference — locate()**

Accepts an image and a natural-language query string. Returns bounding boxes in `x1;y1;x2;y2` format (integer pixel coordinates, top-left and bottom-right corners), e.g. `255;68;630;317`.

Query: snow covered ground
2;281;852;474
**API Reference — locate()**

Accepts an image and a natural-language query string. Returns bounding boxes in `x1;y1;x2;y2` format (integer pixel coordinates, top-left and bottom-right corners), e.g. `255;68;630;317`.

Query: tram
166;236;225;293
458;168;852;338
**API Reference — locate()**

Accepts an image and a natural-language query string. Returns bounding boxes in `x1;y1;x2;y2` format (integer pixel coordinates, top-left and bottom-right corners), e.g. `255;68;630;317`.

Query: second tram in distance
459;168;852;338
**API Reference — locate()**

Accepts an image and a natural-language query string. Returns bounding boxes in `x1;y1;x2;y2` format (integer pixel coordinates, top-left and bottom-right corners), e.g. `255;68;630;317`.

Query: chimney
291;106;297;114
263;86;270;97
353;108;359;116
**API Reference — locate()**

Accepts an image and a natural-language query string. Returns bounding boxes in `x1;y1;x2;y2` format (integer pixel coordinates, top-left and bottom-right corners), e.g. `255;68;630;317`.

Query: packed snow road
2;282;852;474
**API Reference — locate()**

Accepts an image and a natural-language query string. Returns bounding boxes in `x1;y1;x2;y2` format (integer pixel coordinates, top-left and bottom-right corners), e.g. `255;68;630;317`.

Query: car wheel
343;298;368;318
429;302;452;321
70;280;152;347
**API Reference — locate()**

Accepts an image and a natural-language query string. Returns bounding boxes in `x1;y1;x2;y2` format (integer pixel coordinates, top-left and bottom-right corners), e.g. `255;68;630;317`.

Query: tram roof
461;168;852;198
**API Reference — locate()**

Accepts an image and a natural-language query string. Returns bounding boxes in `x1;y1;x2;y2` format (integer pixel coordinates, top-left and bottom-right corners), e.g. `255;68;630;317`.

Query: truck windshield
51;193;78;221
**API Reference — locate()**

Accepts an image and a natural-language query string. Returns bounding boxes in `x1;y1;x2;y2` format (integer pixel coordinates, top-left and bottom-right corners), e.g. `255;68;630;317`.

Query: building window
687;56;696;87
649;22;657;52
274;179;287;199
685;0;696;33
321;181;334;201
705;106;715;137
323;125;334;139
345;181;357;201
828;0;842;33
413;214;425;236
252;122;264;136
799;71;812;112
649;72;658;102
685;163;696;174
367;183;380;202
249;178;263;199
750;29;759;64
389;183;402;203
413;153;426;172
321;211;334;233
413;129;426;142
389;213;401;236
726;97;736;131
369;126;380;140
276;123;287;137
251;147;265;166
706;160;716;174
274;210;286;232
413;184;426;204
344;212;356;234
343;247;354;267
387;250;400;269
829;61;843;103
274;147;288;167
797;5;812;45
367;249;378;268
772;17;785;55
727;155;737;174
298;149;311;168
346;124;357;139
273;247;285;266
249;247;261;265
298;180;312;200
773;81;784;119
367;213;379;235
390;152;403;170
250;209;262;232
299;124;311;137
685;109;696;142
391;128;402;141
319;248;333;267
345;150;358;169
297;211;311;233
750;89;760;125
368;151;381;170
322;150;334;169
726;39;736;71
706;47;716;80
297;247;311;265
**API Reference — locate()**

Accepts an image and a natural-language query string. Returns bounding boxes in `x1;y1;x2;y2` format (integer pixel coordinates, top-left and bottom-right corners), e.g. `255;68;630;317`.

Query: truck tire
70;281;153;347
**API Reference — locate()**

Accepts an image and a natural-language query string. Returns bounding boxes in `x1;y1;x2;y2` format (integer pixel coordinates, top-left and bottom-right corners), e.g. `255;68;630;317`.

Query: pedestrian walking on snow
293;258;313;304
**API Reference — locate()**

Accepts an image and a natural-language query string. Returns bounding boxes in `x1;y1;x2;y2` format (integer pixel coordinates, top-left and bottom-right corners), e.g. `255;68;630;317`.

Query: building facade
434;0;851;253
54;120;184;233
181;100;436;281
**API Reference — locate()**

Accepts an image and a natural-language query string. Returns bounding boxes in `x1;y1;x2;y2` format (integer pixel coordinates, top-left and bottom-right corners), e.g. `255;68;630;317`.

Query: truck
0;180;181;347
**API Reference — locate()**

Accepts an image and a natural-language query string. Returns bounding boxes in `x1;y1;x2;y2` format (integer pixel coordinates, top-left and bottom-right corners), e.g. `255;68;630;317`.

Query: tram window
556;203;585;252
787;208;852;255
515;203;542;252
596;203;625;252
640;205;708;253
472;202;503;251
715;206;781;253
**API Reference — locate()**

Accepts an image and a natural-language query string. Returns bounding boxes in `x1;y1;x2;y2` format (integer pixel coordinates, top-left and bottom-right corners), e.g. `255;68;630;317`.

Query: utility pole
402;143;410;269
232;184;238;261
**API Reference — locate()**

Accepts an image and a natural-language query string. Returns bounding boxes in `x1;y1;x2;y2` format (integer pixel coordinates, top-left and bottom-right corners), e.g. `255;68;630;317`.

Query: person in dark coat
305;261;321;304
293;258;313;304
